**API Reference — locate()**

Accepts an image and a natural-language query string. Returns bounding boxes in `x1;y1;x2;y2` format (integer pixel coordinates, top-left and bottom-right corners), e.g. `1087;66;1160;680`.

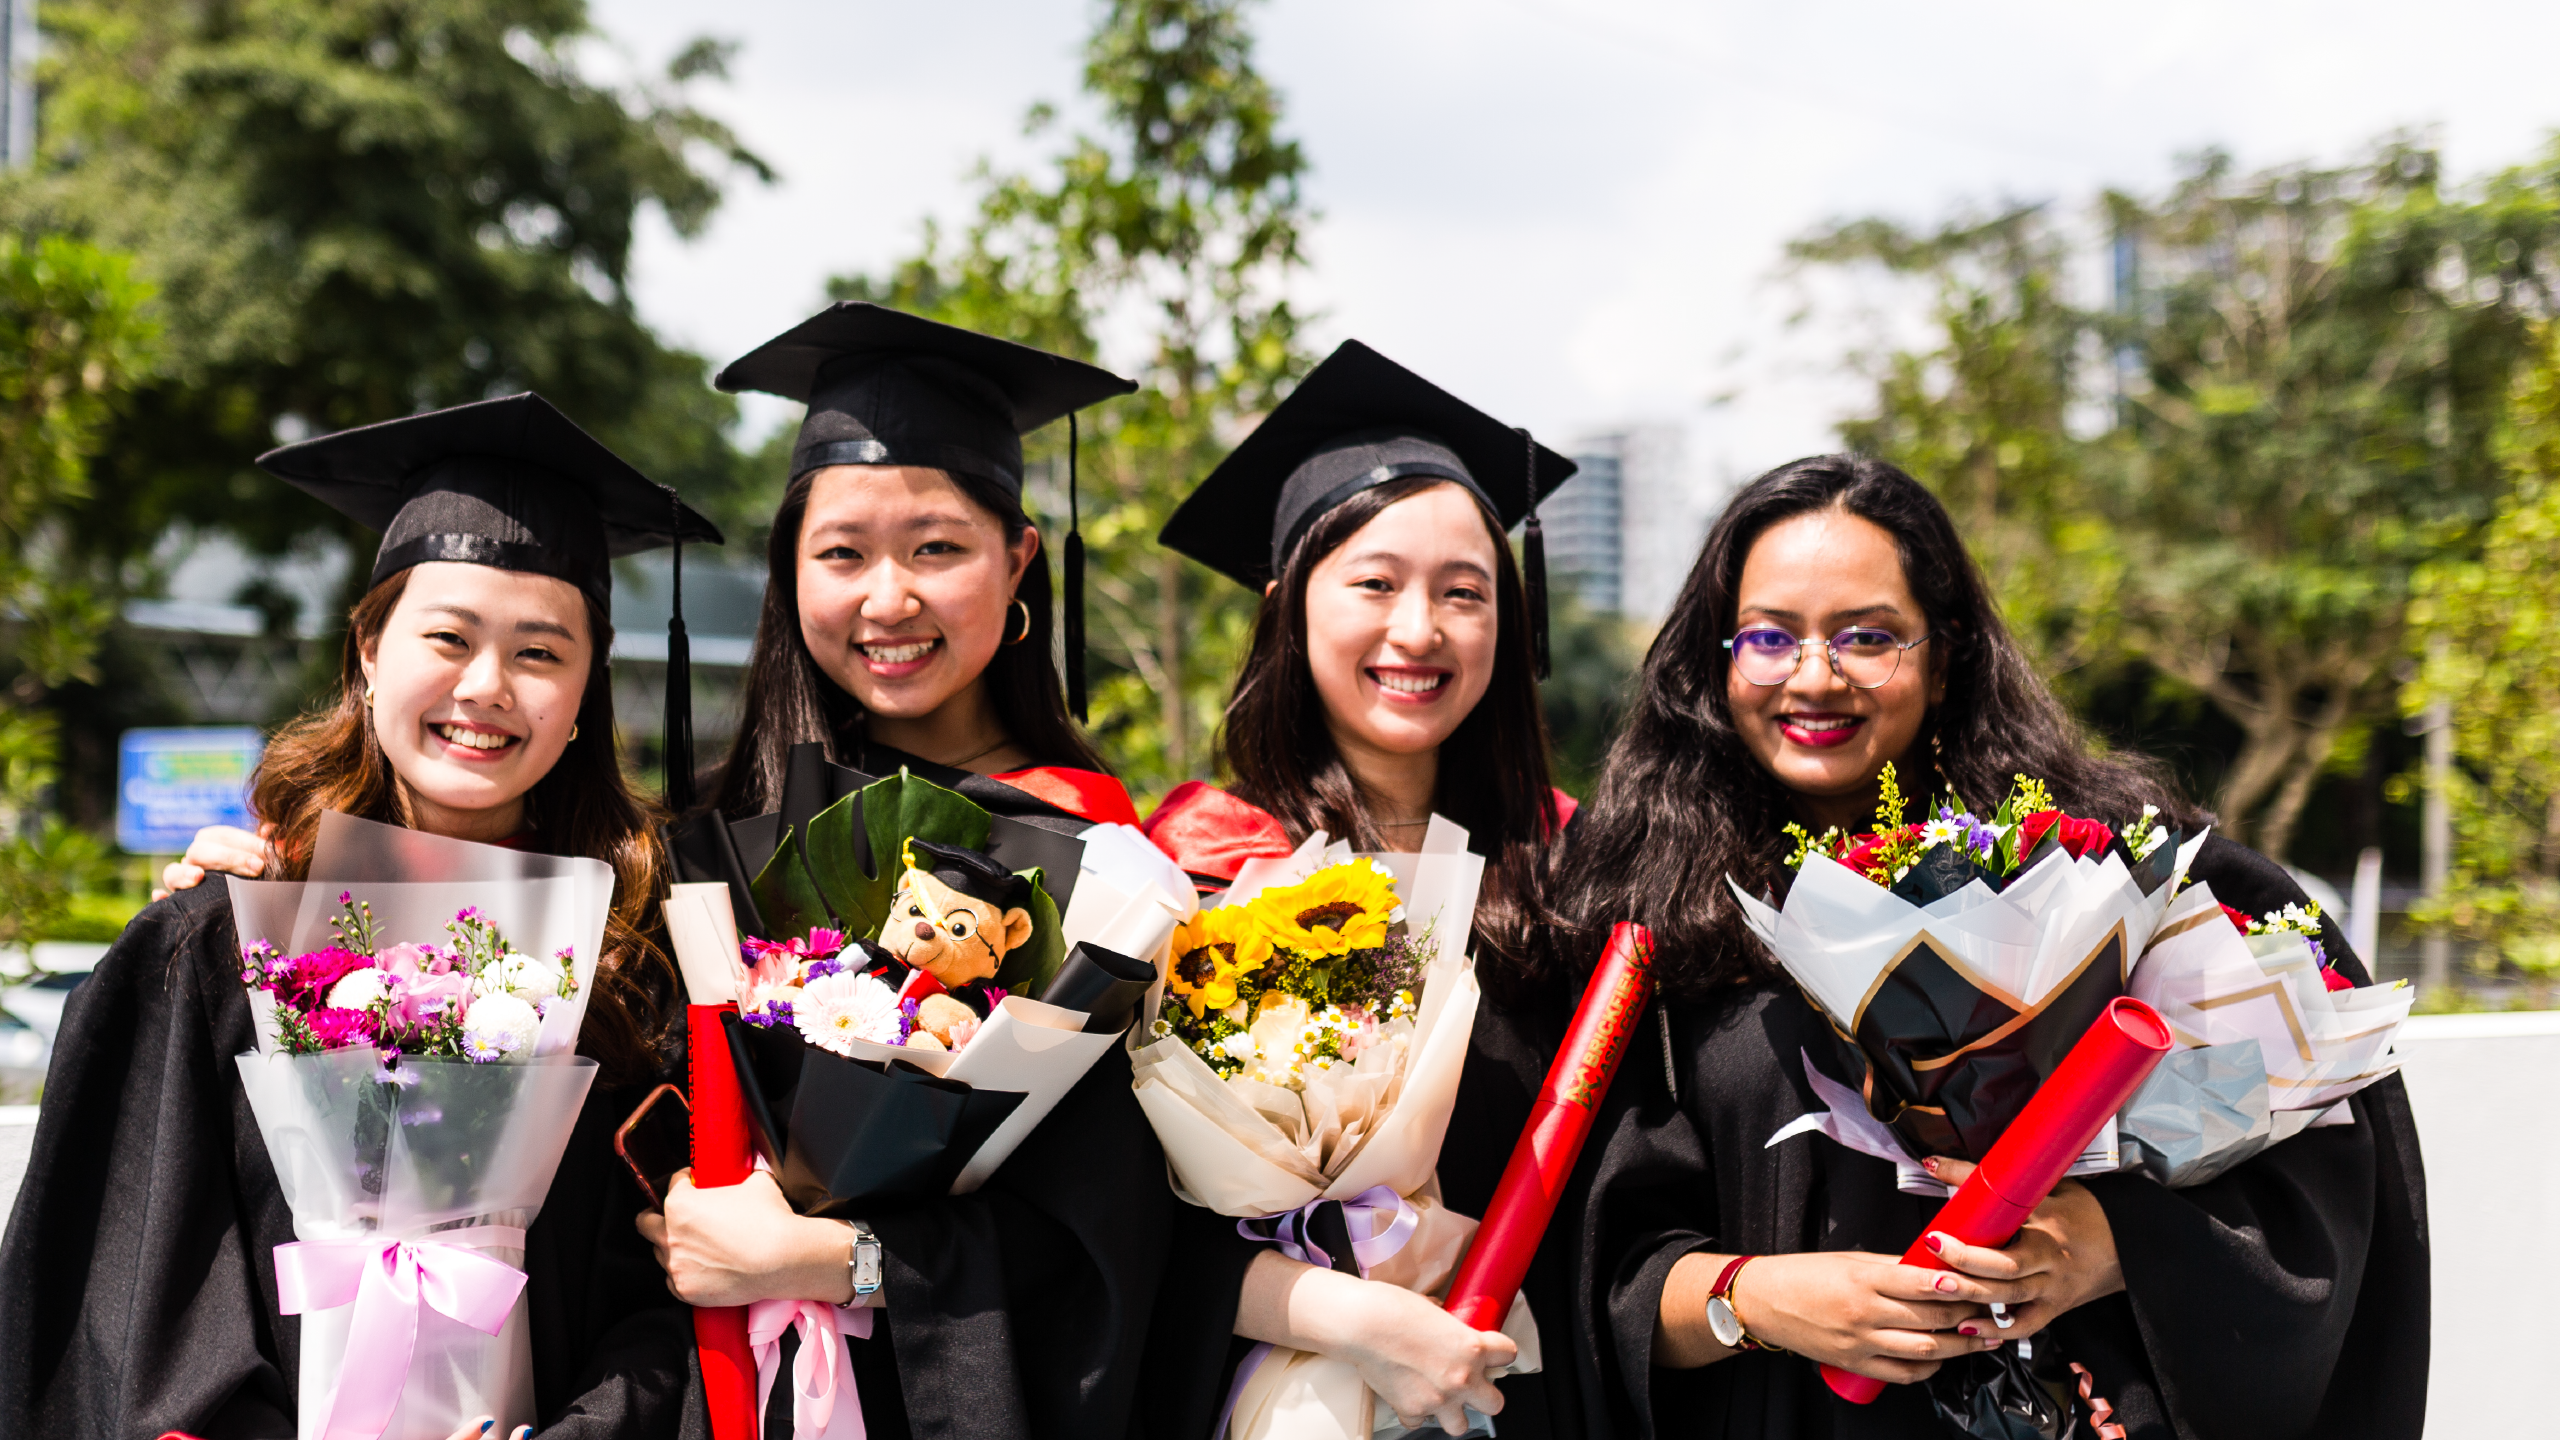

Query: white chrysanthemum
460;992;542;1062
794;971;904;1056
325;966;397;1011
475;951;565;1001
1216;1031;1258;1064
1921;818;1964;847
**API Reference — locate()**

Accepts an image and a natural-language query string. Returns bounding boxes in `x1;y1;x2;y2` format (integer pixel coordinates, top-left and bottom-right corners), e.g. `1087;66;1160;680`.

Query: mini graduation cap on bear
901;837;1034;915
716;302;1139;719
255;391;725;806
1158;339;1579;679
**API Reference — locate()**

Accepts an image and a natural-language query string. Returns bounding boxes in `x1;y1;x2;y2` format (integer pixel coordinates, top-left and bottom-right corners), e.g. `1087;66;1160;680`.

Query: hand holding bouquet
1128;820;1506;1440
227;812;612;1440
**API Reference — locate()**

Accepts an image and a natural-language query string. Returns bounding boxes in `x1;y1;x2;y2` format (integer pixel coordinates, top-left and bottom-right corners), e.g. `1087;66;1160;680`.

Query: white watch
843;1219;882;1302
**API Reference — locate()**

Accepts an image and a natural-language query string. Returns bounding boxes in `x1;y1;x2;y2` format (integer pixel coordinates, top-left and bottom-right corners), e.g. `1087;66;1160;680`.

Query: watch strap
1709;1254;1776;1352
843;1219;883;1302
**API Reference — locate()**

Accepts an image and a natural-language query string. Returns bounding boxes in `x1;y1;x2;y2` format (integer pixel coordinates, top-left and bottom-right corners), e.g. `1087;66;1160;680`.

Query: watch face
1705;1294;1744;1349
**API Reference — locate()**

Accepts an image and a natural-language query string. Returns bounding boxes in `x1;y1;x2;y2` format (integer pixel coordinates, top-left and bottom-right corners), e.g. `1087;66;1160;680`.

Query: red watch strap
1711;1254;1755;1300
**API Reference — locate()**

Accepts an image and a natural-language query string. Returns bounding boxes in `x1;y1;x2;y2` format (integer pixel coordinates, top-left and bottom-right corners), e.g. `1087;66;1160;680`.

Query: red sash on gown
1140;781;1578;884
987;765;1143;828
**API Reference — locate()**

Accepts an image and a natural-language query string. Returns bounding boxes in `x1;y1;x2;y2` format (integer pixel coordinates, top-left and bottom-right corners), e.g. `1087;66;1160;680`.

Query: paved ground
0;1018;2529;1426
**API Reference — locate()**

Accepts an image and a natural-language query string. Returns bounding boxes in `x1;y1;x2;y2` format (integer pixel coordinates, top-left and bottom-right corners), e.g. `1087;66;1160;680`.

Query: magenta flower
305;1006;380;1048
270;947;374;1013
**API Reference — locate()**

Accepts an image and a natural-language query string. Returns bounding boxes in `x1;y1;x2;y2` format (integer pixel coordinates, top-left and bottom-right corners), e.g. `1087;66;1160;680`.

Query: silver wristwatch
843;1219;882;1302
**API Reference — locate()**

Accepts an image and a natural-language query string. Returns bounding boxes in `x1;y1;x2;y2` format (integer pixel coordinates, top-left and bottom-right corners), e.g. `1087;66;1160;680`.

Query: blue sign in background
116;726;265;853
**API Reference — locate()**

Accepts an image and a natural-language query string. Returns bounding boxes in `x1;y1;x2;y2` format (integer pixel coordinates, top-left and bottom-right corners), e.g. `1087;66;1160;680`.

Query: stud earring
363;685;375;706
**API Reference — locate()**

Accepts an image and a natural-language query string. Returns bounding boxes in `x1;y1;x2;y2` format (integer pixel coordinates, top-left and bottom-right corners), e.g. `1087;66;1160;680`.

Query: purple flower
804;956;844;981
742;1000;796;1029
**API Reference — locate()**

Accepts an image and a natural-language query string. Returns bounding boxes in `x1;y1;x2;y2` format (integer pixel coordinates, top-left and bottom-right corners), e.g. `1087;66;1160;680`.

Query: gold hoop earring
363;685;375;706
1003;598;1033;646
570;724;580;742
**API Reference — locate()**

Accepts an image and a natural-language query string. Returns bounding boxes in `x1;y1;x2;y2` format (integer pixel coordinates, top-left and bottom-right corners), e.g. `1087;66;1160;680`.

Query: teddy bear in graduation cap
861;837;1036;1049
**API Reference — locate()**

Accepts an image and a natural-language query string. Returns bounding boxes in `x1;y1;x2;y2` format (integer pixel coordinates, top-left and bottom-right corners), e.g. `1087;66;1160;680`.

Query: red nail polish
1924;1233;1944;1255
1922;1157;1940;1172
1958;1325;1979;1337
1935;1275;1957;1293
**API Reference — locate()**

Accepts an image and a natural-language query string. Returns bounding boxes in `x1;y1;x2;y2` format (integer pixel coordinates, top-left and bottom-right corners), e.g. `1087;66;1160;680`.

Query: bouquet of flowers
672;767;1194;1212
1742;767;2410;1195
1127;820;1519;1440
227;812;612;1440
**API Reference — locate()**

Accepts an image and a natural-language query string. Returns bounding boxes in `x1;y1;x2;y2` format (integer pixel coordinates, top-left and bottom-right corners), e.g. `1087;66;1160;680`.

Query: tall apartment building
1543;445;1624;614
1560;426;1697;621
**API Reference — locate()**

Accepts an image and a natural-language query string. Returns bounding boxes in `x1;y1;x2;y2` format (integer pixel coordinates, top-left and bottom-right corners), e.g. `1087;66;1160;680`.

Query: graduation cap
716;303;1139;719
256;392;725;808
1158;340;1578;678
901;837;1034;915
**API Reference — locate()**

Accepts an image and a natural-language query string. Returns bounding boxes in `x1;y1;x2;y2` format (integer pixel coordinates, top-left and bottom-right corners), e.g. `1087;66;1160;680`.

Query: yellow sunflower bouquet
1158;858;1423;1086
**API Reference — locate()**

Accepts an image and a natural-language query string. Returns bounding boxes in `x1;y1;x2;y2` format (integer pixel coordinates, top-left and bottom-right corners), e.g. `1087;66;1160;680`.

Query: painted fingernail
1958;1324;1980;1337
1934;1275;1958;1293
479;1425;494;1436
1924;1233;1944;1254
1922;1157;1940;1172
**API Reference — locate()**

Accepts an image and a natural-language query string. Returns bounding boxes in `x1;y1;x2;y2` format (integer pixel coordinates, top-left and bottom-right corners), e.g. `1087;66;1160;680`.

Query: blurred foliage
1541;596;1646;799
2403;323;2560;978
0;233;157;945
1798;136;2560;860
829;0;1313;799
1;0;772;599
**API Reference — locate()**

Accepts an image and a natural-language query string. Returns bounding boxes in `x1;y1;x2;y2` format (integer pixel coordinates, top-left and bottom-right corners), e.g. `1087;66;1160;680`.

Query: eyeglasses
1722;626;1931;690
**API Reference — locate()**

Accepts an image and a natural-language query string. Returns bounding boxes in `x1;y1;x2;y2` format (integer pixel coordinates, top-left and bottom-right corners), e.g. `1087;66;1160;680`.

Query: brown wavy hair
249;567;679;1084
711;464;1106;818
1219;476;1560;1003
1548;454;2204;1003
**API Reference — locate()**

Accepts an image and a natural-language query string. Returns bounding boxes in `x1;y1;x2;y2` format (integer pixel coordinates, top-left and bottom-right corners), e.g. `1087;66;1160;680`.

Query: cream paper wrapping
228;813;613;1439
1125;818;1532;1440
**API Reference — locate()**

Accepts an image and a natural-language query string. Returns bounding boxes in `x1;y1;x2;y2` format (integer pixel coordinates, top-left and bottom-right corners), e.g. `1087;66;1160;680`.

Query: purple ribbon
1219;1187;1420;1436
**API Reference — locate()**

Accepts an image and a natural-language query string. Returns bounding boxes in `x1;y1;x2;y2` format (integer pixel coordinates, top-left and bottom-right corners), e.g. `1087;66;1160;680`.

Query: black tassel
1064;411;1088;723
1518;426;1550;683
663;487;696;813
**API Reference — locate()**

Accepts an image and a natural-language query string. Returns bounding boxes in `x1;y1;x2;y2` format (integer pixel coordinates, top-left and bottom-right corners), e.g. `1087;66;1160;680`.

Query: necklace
1378;816;1431;829
942;736;1012;771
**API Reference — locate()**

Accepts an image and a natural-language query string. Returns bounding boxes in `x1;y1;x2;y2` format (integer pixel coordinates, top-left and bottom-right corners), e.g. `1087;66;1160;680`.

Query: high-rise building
1559;426;1697;621
1544;444;1624;614
1;0;31;171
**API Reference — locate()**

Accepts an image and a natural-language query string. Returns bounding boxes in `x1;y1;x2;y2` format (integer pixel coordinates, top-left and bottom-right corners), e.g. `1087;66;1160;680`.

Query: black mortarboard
1159;340;1577;678
256;392;725;806
902;837;1034;914
717;303;1138;719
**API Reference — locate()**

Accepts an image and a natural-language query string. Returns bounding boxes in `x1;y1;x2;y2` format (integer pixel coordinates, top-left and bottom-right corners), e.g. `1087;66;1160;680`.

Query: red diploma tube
1444;922;1656;1332
688;1002;760;1440
1823;996;2174;1404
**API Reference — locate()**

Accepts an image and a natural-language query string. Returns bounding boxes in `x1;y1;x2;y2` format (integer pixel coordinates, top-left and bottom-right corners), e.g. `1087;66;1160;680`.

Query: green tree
4;0;771;599
1799;138;2560;858
2403;323;2560;986
830;0;1313;803
0;233;157;944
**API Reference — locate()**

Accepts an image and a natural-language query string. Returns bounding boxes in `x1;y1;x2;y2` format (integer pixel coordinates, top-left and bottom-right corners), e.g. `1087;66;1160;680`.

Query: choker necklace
943;736;1011;772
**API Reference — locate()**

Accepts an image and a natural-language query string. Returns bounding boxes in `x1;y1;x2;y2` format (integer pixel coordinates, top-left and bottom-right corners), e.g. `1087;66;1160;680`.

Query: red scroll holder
1822;995;2175;1404
1444;922;1656;1332
669;884;763;1440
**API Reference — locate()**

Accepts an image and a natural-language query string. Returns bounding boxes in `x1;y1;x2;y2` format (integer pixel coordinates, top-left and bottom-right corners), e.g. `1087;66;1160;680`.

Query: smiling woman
0;394;727;1440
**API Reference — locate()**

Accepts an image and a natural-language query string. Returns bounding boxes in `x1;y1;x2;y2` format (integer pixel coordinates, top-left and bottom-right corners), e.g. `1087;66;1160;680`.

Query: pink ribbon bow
272;1225;530;1440
748;1298;874;1439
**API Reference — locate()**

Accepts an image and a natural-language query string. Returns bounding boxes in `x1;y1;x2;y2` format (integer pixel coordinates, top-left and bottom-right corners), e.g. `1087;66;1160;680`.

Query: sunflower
1248;860;1399;958
1166;906;1273;1017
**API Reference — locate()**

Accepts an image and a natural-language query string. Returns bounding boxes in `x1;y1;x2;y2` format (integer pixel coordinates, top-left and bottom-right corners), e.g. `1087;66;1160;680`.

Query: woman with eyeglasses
1549;455;2427;1438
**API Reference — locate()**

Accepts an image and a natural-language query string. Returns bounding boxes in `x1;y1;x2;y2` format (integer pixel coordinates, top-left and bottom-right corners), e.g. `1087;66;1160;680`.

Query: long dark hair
1221;476;1560;997
251;567;678;1084
711;465;1106;817
1548;454;2201;1001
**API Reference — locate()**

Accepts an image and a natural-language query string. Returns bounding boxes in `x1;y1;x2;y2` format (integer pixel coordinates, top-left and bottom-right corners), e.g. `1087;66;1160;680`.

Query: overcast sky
587;0;2560;494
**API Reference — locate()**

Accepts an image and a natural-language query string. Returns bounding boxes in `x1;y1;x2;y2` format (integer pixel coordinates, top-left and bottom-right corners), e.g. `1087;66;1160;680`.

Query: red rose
2017;810;2116;860
2220;903;2256;935
1836;825;1916;880
2320;966;2354;993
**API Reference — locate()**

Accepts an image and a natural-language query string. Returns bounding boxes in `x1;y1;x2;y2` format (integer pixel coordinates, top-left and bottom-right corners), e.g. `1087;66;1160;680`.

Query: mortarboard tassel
1518;426;1550;683
1064;411;1089;723
664;486;697;812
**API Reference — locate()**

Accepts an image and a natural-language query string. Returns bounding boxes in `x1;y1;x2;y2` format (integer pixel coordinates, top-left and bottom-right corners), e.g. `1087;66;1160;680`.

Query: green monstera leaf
997;869;1065;998
750;767;1002;944
749;823;837;942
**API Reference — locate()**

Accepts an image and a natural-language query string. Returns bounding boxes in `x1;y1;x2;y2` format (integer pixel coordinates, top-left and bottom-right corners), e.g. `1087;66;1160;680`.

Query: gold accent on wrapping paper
1906;920;2127;1074
2142;905;2223;957
2190;980;2315;1063
1561;933;1654;1109
1848;928;2032;1033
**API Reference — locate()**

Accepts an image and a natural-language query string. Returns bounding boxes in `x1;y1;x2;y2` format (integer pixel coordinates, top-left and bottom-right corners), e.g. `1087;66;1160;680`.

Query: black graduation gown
1580;836;2430;1440
0;876;696;1439
675;742;1189;1440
